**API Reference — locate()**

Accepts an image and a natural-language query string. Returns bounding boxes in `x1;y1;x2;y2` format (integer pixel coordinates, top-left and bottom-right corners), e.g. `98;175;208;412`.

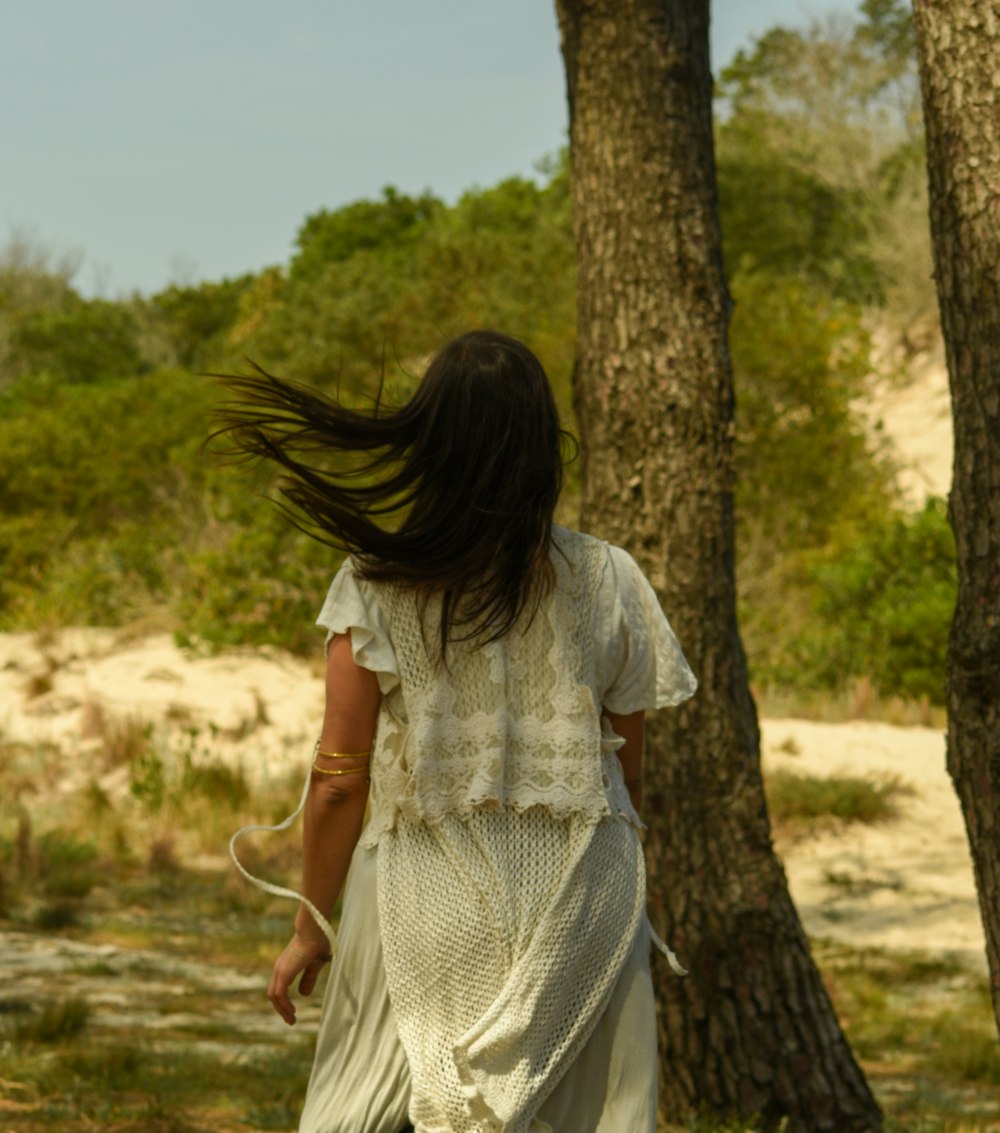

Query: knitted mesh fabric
356;528;695;849
378;808;645;1133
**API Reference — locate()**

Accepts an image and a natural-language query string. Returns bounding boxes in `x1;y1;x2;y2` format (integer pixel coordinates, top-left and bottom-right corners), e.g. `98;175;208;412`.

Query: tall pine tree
913;0;1000;1034
554;1;882;1126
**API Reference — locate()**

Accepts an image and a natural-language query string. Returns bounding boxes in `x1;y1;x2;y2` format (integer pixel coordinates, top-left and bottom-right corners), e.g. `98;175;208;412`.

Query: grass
764;767;914;831
755;679;947;729
2;1034;314;1132
2;724;999;1131
16;996;90;1042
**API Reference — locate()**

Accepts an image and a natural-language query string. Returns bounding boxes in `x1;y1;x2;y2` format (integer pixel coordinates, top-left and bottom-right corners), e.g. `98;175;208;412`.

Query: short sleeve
599;545;698;714
316;559;399;695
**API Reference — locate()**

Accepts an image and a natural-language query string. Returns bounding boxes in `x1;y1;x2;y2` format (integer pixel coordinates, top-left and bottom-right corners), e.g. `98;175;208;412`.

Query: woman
225;330;697;1133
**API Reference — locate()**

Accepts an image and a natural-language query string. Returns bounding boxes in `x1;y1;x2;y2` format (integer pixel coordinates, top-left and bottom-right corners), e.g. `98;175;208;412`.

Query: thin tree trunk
912;0;1000;1031
554;1;882;1128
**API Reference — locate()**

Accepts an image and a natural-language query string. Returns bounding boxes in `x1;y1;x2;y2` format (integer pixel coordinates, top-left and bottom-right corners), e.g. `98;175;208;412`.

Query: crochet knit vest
358;528;637;848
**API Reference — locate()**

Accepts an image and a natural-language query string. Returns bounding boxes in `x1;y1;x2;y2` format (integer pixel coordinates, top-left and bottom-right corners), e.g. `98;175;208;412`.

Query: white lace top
316;526;697;849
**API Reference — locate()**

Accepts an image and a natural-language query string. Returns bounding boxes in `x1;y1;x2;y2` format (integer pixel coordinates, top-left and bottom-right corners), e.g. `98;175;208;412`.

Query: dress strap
228;764;338;954
647;915;687;976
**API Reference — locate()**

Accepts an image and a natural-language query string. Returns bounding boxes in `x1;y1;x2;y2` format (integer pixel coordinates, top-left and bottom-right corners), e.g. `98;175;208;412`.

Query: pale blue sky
1;0;851;296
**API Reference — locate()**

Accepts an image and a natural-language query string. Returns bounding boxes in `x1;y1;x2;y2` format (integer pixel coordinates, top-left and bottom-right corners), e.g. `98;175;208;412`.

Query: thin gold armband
312;761;370;778
314;748;371;760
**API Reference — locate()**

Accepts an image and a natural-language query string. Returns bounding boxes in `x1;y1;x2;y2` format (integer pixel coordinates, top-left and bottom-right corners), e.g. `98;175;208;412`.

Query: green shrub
802;498;955;701
765;768;911;826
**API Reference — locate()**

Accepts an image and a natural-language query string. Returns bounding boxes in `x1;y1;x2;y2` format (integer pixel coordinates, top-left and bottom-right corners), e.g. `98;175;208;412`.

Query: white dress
295;527;696;1133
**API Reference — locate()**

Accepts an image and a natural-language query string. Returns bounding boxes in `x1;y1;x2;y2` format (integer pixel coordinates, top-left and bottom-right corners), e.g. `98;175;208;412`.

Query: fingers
267;945;331;1025
299;961;323;997
268;962;298;1025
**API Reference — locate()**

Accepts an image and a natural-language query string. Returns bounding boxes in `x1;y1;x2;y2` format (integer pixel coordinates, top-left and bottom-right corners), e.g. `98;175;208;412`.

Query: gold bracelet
312;761;370;778
288;943;332;963
314;748;371;760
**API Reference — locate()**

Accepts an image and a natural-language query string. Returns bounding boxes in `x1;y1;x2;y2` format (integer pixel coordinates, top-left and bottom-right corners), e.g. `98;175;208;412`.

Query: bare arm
604;708;645;815
268;632;380;1024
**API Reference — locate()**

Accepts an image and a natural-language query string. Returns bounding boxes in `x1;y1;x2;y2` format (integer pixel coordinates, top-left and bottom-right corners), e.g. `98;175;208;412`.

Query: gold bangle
315;748;371;759
288;944;332;963
312;761;370;778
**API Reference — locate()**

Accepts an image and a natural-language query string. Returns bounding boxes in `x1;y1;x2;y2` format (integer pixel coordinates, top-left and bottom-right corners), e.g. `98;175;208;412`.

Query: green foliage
0;370;216;627
292;185;443;281
715;1;928;325
926;1018;1000;1085
730;270;889;551
802;498;956;700
173;493;342;653
239;163;575;404
414;162;576;403
12;297;145;383
717;130;880;301
144;274;255;370
129;748;167;813
0;238;150;385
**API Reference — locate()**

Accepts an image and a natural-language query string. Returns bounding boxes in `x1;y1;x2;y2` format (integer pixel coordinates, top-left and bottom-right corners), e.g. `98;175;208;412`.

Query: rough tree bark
554;1;882;1128
912;0;1000;1031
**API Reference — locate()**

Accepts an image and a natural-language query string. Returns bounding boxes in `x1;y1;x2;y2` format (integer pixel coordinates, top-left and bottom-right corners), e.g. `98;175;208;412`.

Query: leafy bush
804;498;955;701
0;369;216;627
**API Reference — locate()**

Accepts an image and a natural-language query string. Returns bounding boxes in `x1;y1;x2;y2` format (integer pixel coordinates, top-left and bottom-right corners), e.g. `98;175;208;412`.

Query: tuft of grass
182;758;250;810
148;833;182;874
103;713;155;770
927;1017;1000;1085
36;829;100;899
60;1040;144;1087
16;996;90;1043
765;768;912;829
34;900;82;930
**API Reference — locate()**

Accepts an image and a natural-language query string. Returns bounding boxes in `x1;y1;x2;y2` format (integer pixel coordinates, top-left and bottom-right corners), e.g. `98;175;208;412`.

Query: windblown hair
211;330;572;652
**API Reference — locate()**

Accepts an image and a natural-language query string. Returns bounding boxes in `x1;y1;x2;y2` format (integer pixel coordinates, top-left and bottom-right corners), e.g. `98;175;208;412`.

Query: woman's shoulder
551;524;608;558
551;525;637;577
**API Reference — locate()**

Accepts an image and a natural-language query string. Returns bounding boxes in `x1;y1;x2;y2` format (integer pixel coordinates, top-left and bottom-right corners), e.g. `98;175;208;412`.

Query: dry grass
2;722;998;1132
755;679;947;728
764;767;914;833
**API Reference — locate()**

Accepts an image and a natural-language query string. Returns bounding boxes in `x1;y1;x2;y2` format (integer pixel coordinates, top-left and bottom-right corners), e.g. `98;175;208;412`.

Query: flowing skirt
301;809;657;1133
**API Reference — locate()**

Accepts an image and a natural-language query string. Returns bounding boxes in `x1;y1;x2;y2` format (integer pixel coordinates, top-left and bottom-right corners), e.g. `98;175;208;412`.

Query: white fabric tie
228;767;338;955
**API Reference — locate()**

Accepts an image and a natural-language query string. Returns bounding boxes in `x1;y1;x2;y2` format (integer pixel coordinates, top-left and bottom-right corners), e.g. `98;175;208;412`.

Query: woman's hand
267;934;332;1025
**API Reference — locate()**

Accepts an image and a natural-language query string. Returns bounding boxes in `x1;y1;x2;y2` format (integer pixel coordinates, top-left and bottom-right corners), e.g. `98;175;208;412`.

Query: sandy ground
761;718;984;973
866;338;952;504
1;627;985;974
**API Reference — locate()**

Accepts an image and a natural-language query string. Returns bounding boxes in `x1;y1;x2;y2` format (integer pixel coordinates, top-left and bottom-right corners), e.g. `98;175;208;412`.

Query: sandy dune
866;336;952;504
1;628;985;973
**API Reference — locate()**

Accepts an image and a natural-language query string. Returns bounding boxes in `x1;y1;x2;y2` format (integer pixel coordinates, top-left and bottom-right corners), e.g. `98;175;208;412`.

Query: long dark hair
211;330;572;650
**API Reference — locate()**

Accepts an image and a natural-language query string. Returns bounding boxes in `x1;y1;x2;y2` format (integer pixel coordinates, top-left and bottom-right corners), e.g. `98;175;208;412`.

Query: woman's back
318;526;695;852
220;332;696;1133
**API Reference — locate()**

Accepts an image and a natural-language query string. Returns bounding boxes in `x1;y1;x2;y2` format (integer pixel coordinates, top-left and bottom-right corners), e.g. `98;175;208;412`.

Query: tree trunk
554;1;882;1128
912;0;1000;1032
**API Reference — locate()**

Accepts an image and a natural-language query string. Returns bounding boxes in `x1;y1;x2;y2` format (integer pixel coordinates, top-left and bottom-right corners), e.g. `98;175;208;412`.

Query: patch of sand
0;628;324;788
762;718;984;973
